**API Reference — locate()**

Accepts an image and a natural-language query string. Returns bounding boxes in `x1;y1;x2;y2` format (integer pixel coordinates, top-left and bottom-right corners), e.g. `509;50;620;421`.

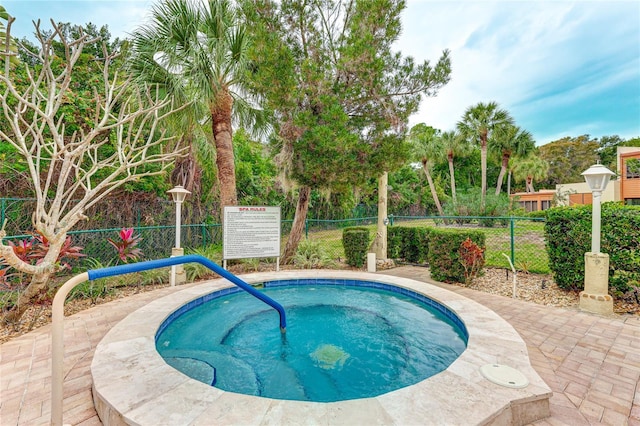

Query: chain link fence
1;214;549;285
387;216;548;274
301;215;548;274
0;197;206;235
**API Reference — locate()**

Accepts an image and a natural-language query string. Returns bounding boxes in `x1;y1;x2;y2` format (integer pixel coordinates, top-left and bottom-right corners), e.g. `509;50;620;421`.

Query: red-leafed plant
1;233;85;291
30;233;85;270
7;239;33;262
459;237;485;286
0;267;10;289
107;228;143;263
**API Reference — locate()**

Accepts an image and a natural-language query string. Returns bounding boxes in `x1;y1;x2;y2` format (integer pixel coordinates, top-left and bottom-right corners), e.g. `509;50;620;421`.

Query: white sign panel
223;206;281;260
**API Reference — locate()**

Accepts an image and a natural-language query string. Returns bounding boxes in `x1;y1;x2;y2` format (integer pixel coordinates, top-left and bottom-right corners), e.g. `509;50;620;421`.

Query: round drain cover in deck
480;364;529;388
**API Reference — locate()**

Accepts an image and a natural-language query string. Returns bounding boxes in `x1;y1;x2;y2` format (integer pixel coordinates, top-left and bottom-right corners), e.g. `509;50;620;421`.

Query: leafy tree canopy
538;135;599;187
598;135;640;170
243;0;451;191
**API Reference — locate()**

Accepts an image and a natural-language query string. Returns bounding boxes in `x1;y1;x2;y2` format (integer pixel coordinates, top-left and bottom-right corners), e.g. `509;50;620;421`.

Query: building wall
512;191;555;211
508;147;640;209
555;181;617;206
620;151;640;204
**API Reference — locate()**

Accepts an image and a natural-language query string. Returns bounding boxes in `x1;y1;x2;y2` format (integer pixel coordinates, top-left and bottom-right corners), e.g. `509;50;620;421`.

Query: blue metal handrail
87;254;287;331
52;254;285;425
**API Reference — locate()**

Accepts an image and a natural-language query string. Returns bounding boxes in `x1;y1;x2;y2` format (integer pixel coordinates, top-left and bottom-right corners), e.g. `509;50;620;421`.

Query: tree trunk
480;140;487;210
423;163;444;216
2;271;54;325
448;155;457;204
495;152;510;195
281;186;311;264
526;177;534;193
371;172;388;260
1;232;66;324
507;170;512;195
211;90;237;220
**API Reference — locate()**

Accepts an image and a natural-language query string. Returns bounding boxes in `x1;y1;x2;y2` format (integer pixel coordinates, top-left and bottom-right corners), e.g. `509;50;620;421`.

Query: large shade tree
129;0;266;218
457;101;513;207
537;135;599;188
0;21;185;322
491;124;535;195
409;124;445;216
243;0;451;262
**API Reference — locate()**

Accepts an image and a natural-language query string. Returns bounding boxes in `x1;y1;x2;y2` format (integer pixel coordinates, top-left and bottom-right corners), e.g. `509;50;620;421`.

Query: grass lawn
302;218;550;274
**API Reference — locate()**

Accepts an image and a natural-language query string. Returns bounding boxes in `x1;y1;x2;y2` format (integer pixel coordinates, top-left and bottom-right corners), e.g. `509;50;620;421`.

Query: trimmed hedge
342;227;370;267
387;226;430;263
427;228;486;283
545;203;640;294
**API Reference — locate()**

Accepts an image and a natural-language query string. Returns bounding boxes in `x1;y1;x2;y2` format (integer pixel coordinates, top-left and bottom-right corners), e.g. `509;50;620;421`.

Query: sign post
223;206;281;270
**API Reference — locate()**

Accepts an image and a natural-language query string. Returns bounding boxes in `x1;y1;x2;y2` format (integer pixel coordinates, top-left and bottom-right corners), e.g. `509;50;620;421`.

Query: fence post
0;198;5;229
510;217;515;267
305;219;309;239
202;224;207;248
389;214;394;226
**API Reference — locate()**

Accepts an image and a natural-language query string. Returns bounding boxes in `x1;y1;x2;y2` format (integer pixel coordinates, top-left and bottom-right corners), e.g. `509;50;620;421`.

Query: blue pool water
156;279;467;402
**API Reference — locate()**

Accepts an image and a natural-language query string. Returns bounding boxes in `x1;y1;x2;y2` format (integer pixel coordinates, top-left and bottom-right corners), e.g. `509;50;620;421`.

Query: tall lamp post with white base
580;164;615;315
168;185;191;286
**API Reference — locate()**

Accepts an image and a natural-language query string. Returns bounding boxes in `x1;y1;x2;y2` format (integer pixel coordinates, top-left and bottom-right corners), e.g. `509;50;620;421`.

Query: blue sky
3;0;639;146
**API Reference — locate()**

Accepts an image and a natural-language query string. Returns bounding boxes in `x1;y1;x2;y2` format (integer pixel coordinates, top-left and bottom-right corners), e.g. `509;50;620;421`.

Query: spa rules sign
223;206;281;260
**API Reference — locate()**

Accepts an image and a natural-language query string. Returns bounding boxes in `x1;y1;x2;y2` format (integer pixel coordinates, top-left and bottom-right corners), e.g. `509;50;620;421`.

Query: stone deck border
1;266;639;425
91;270;551;425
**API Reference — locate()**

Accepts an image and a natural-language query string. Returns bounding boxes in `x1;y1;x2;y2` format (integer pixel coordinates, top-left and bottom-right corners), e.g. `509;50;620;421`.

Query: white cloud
5;0;639;143
4;1;153;38
398;0;640;143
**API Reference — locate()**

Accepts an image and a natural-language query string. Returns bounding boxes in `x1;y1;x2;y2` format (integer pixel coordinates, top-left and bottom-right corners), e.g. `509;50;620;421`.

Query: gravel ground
2;266;638;344
464;268;640;315
469;268;578;307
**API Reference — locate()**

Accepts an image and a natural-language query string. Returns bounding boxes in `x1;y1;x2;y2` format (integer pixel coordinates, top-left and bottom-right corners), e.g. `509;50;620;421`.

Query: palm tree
457;102;513;207
409;124;445;216
491;124;535;195
438;130;469;204
129;0;265;218
513;155;549;193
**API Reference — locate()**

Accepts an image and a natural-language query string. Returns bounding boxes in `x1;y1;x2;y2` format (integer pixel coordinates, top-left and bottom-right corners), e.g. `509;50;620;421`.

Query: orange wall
512;192;554;211
569;193;593;205
620;152;640;201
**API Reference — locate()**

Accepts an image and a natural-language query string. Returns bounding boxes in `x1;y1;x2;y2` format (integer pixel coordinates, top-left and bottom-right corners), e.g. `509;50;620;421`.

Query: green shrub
185;244;223;281
342;227;370;267
387;226;430;263
428;229;485;283
139;268;170;286
527;210;548;219
443;190;515;226
293;239;334;268
545;203;640;293
68;279;113;303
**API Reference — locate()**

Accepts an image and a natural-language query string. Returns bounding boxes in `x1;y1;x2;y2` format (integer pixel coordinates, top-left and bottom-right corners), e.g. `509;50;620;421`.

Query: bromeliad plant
1;233;85;290
6;239;33;262
4;233;84;269
107;228;144;264
459;237;485;286
30;234;85;270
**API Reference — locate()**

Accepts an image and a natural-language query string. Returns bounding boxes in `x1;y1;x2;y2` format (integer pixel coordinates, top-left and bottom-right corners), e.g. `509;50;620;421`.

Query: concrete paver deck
1;266;638;425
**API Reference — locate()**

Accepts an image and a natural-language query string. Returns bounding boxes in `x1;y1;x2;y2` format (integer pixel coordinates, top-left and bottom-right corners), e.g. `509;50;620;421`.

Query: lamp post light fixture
581;164;615;254
579;164;615;315
167;185;191;286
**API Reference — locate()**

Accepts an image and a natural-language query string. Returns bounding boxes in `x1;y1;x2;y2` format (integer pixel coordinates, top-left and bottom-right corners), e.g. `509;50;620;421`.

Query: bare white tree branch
0;20;187;320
